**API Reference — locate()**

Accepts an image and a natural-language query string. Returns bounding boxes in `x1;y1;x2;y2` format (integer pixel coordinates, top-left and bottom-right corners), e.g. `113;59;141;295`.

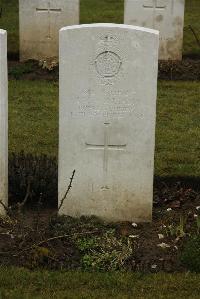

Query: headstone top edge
60;23;159;35
0;29;7;35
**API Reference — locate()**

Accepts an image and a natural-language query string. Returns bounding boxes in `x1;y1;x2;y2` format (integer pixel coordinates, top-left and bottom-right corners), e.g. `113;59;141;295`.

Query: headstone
0;29;8;215
59;24;159;222
124;0;185;60
19;0;79;61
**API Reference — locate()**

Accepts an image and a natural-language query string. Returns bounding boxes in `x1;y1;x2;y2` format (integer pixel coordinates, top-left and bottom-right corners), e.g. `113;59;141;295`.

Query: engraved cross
85;123;126;189
143;0;166;10
36;1;62;39
143;0;167;28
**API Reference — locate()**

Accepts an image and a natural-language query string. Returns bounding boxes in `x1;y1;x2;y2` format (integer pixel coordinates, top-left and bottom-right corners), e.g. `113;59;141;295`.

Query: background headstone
59;24;159;222
19;0;79;61
124;0;185;60
0;29;8;215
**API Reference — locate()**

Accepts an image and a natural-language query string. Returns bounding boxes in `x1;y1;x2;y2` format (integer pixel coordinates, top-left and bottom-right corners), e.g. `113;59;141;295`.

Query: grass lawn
0;267;199;299
9;80;59;156
0;0;200;57
8;80;200;178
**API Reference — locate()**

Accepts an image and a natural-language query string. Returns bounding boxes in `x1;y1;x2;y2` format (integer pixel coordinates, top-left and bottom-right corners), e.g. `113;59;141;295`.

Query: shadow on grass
154;175;200;191
8;152;200;209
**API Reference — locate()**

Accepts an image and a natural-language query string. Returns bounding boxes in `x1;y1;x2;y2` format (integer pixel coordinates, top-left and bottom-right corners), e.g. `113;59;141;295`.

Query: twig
0;200;9;214
17;179;31;211
0;180;31;217
12;229;99;256
188;25;200;48
58;170;76;211
36;230;99;246
35;193;43;232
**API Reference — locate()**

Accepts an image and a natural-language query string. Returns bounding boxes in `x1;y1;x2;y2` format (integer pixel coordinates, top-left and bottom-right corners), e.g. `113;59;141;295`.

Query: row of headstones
2;23;158;222
19;0;185;61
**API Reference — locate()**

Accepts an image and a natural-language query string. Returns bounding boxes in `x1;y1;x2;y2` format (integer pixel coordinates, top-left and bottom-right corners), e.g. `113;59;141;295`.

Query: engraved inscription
98;34;122;50
71;89;136;118
95;51;122;78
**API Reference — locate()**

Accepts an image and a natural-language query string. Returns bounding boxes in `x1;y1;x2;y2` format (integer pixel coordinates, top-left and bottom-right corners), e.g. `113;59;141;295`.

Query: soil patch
1;162;200;272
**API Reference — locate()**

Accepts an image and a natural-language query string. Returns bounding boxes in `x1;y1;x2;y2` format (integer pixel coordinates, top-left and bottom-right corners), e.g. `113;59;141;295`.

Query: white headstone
59;24;159;222
0;29;8;215
19;0;79;61
124;0;185;60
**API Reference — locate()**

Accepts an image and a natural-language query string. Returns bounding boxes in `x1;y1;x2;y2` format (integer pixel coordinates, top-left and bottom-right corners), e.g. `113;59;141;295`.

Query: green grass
80;0;124;24
0;0;199;57
9;80;58;156
183;0;200;57
8;80;200;178
0;0;19;57
0;267;200;298
155;81;200;177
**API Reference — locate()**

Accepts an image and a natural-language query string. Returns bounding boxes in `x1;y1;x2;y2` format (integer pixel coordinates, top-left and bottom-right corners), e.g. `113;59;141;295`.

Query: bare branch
0;200;10;214
188;25;200;48
58;170;76;211
12;229;99;257
17;179;31;211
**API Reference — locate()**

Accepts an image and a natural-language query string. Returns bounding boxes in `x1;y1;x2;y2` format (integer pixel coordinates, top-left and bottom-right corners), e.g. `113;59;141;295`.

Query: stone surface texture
19;0;79;61
59;24;159;222
124;0;185;60
0;29;8;214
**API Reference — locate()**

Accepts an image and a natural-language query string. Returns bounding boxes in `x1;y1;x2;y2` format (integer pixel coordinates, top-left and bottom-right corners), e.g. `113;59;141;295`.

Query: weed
177;215;187;238
164;215;187;238
76;230;133;271
29;246;51;268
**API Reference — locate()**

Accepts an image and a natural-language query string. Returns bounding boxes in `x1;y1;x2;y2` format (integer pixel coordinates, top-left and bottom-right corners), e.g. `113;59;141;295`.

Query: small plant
76;237;98;251
39;58;58;71
28;246;52;268
180;235;200;272
164;215;187;238
76;230;133;271
176;215;187;238
166;224;177;237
